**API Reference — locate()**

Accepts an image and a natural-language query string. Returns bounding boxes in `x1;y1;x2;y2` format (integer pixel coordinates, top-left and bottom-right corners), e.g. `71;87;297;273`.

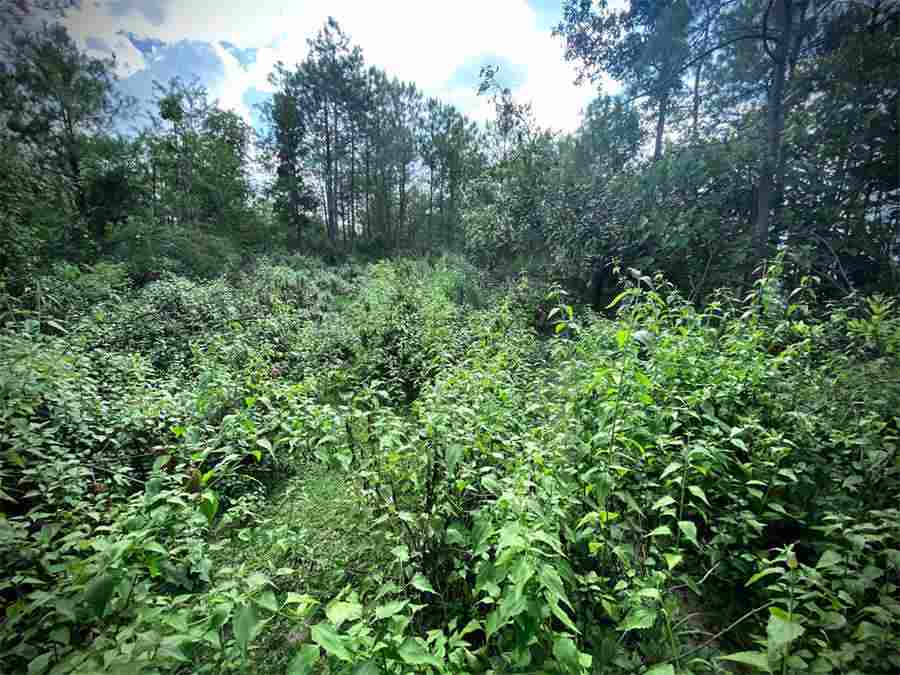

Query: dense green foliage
2;256;899;673
1;2;899;673
554;0;898;295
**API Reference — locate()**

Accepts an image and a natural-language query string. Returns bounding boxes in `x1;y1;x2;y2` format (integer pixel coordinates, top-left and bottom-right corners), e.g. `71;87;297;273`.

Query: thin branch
690;252;715;304
624;33;777;104
677;601;775;662
811;232;856;295
762;0;780;62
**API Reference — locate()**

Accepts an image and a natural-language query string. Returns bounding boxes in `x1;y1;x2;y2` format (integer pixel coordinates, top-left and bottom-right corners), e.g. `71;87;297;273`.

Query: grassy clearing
214;464;376;674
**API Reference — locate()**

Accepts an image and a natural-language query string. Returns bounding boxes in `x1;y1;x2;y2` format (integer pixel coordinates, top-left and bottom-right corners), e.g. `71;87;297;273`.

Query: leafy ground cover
1;255;898;674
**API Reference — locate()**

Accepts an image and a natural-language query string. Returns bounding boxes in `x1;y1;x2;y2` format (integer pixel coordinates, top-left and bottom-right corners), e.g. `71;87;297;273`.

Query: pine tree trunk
691;60;703;138
653;90;669;162
753;0;793;268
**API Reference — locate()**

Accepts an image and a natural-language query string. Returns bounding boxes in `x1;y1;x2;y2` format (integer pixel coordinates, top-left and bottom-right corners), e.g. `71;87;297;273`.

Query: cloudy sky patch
108;0;167;26
63;0;618;132
115;39;226;118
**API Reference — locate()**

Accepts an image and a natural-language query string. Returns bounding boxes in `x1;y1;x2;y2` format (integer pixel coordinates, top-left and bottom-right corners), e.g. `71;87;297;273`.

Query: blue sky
62;1;622;132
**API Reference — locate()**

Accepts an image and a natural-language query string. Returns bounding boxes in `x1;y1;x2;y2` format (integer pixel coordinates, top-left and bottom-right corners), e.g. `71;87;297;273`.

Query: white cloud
64;0;614;132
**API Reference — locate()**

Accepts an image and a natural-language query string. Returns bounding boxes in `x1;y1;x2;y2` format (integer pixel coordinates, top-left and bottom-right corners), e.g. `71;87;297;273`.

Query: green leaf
499;588;527;624
634;370;652;387
398;637;442;669
285;592;317;606
485;608;500;639
246;572;269;590
678;521;699;547
645;664;675;675
158;636;190;662
855;621;884;640
663;553;683;570
539;564;570;606
445;445;463;475
286;645;319;675
45;319;68;334
687;485;710;506
718;651;772;672
49;626;70;646
351;661;383;675
652;495;676;511
311;622;352;661
777;468;798;482
233;604;258;653
552;635;581;672
809;656;834;673
606;290;631;309
27;652;52;675
84;574;117;618
551;602;581;635
638;588;662;601
199;490;219;525
617;607;657;631
255;590;278;613
390;545;410;563
647;525;672;538
256;437;272;451
375;600;408;619
816;550;843;569
767;610;805;660
660;462;682;481
207;606;230;632
411;573;436;594
326;601;362;628
144;541;167;556
746;567;782;587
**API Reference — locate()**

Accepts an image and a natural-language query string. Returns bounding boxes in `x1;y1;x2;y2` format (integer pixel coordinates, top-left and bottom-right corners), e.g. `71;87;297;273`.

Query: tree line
1;0;897;300
258;18;481;253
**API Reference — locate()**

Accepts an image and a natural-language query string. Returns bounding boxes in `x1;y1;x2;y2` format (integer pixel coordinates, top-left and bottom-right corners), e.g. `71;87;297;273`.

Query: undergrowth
1;255;898;674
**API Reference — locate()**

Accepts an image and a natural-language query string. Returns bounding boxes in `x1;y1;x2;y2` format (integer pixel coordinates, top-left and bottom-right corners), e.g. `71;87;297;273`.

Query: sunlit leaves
647;525;673;538
645;664;675;675
663;552;683;570
307;623;353;663
652;495;676;511
233;604;259;655
199;490;219;525
411;573;437;595
719;651;771;672
678;521;699;548
398;638;442;669
617;607;658;632
767;608;805;663
326;601;363;629
375;600;408;620
286;645;320;675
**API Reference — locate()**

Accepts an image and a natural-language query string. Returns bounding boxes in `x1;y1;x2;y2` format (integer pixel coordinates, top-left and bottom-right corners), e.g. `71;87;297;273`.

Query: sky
59;0;622;134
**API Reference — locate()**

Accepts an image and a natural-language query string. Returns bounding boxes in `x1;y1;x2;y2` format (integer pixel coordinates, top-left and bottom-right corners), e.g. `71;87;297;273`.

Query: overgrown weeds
1;256;897;674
